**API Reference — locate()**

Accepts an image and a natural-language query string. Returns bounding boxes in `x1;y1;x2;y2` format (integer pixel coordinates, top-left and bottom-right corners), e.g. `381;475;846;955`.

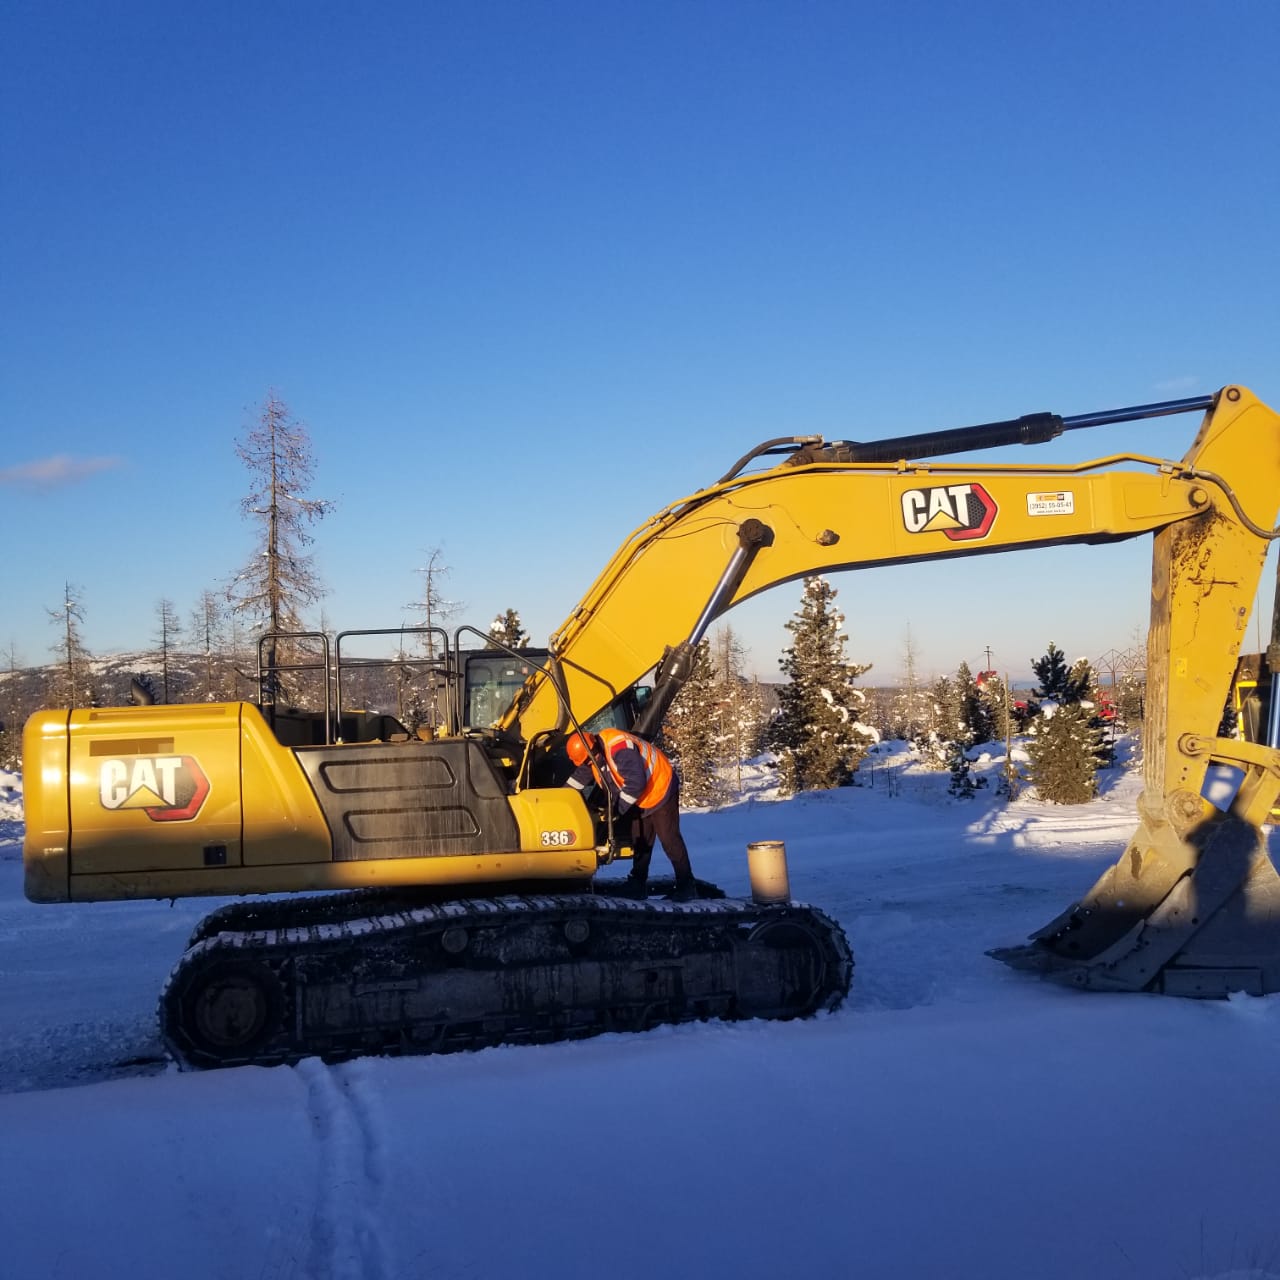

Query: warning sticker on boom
1027;491;1075;516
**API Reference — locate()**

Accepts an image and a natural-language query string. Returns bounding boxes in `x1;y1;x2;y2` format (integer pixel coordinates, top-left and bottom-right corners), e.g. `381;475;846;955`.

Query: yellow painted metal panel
21;711;71;902
66;704;244;876
239;704;334;866
67;845;598;903
507;789;600;862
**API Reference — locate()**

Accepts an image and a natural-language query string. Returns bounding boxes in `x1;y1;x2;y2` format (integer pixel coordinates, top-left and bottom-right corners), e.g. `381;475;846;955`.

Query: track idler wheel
162;953;285;1068
735;914;839;1020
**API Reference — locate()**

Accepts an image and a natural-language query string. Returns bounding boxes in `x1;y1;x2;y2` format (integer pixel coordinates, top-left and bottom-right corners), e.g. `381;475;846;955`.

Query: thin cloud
0;454;123;487
1152;376;1201;395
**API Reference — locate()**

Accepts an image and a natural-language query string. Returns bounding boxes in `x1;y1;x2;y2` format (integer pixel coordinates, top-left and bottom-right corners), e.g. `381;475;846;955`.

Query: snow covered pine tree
488;609;529;649
1026;643;1106;803
769;576;876;797
1029;641;1090;711
660;639;725;807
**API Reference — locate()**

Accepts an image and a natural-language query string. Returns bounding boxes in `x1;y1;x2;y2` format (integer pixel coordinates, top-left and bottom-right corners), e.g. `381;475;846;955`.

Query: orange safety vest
593;728;674;810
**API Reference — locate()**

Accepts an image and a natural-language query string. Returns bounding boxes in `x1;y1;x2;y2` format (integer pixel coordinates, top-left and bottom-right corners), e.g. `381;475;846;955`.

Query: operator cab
462;648;551;729
460;646;651;737
584;684;652;735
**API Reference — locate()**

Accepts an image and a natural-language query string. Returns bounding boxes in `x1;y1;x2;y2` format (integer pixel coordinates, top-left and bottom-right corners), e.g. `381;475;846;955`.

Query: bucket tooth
986;941;1070;975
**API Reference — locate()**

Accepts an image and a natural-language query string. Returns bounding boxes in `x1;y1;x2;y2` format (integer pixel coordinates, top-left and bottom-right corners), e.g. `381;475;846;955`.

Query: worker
565;729;697;901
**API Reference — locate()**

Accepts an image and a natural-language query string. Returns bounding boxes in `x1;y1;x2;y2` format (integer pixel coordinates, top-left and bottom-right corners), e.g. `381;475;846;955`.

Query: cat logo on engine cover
98;755;211;822
900;482;997;541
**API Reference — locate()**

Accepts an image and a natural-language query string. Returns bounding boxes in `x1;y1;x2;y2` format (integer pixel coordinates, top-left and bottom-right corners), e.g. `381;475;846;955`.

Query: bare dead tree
46;582;94;709
226;610;254;701
0;641;26;769
407;547;463;727
188;589;231;701
153;597;181;703
712;622;760;794
229;391;333;705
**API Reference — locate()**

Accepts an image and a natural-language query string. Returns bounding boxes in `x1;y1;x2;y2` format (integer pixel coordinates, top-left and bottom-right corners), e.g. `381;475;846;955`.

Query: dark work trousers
627;774;693;885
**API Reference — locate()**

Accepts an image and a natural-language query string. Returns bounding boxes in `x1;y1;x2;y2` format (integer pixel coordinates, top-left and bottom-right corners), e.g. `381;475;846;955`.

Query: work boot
616;874;648;900
669;877;699;903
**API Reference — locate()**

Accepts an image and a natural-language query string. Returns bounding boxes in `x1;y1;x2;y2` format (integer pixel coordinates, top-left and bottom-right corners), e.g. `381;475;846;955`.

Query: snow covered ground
3;745;1280;1280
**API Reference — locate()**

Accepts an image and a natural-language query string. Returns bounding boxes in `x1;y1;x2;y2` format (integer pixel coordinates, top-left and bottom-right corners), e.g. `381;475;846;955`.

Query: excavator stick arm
988;387;1280;995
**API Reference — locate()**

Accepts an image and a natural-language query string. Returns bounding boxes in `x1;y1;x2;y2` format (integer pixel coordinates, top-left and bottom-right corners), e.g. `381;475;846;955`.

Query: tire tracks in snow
295;1056;393;1280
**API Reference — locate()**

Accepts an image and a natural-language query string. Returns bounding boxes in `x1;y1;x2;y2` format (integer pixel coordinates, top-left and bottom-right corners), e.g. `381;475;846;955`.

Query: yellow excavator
22;384;1280;1068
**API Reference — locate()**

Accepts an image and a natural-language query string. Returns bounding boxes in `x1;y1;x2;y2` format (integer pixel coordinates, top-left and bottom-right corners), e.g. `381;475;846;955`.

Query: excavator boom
510;386;1279;763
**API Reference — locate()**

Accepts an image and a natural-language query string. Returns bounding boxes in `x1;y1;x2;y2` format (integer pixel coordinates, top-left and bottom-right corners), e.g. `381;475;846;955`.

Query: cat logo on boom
98;755;211;822
900;482;997;541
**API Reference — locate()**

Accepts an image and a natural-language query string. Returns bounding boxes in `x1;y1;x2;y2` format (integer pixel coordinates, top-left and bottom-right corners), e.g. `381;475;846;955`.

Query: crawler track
161;889;852;1069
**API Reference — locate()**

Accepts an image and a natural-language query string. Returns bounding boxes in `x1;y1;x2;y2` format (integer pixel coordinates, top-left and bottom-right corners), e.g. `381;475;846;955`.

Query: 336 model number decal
540;829;577;847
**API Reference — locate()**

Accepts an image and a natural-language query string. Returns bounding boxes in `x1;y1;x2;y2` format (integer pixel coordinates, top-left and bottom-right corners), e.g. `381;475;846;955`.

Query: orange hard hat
566;732;594;765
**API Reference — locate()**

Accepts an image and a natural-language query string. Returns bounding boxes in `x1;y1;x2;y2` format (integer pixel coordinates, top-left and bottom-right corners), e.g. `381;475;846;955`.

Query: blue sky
3;1;1279;684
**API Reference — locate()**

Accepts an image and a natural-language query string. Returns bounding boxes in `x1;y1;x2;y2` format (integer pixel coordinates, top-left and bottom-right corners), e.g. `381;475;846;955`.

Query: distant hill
0;647;504;739
0;652;252;724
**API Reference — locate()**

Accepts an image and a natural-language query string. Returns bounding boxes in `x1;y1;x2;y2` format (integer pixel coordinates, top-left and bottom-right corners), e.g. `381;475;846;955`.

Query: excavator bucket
992;797;1280;996
994;540;1280;994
